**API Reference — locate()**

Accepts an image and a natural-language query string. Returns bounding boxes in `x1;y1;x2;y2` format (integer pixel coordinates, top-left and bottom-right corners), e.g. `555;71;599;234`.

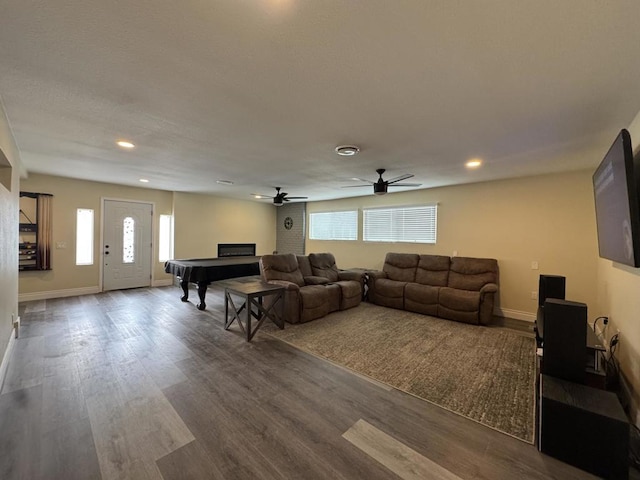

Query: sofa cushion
448;257;498;291
304;276;331;285
299;285;330;322
404;283;440;316
335;280;361;310
438;287;481;324
372;278;406;309
261;254;305;287
382;253;419;282
309;252;340;282
415;255;450;286
297;255;313;277
325;283;342;313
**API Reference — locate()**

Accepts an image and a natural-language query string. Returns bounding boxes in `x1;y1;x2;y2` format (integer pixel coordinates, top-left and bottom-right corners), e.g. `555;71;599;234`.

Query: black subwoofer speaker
541;298;587;384
538;274;566;306
539;375;629;479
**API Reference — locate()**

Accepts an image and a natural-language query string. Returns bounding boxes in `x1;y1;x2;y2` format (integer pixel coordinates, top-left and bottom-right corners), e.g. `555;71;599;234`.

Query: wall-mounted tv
592;128;640;267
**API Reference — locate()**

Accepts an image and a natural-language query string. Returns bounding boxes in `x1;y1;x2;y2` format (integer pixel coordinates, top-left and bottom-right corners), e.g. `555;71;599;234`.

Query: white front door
103;200;153;291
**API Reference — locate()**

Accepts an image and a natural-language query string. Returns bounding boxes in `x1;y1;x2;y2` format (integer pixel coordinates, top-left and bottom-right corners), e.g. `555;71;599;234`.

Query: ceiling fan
252;187;308;206
343;169;422;195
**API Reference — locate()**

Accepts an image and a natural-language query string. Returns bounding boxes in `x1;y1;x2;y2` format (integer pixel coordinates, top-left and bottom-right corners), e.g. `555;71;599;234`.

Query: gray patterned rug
263;302;536;443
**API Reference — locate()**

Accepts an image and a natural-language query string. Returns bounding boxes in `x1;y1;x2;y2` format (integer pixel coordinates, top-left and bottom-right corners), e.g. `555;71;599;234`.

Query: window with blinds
363;205;437;243
309;210;358;240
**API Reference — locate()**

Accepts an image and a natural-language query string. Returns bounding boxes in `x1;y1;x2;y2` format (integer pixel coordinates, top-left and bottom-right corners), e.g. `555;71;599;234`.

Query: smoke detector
335;145;360;156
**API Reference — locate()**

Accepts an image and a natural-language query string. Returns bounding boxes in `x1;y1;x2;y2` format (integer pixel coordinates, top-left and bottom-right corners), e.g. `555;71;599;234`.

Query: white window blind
309;210;358;240
363;205;437;243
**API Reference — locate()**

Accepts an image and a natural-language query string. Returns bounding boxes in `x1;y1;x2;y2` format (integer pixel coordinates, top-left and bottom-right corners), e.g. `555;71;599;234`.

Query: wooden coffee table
224;282;285;341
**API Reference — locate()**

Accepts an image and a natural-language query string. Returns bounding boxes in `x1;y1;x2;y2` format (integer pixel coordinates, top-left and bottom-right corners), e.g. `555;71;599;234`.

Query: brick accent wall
276;203;306;255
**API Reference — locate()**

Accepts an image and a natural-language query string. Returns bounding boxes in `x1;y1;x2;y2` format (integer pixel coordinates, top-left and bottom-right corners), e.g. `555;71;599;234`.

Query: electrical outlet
12;315;19;339
531;291;538;300
531;261;539;270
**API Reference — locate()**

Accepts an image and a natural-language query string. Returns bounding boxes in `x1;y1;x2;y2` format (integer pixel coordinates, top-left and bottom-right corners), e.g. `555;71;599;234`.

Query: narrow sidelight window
159;214;173;262
76;208;94;265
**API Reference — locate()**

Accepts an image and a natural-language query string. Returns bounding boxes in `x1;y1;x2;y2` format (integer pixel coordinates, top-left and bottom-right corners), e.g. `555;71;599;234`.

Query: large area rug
264;302;536;443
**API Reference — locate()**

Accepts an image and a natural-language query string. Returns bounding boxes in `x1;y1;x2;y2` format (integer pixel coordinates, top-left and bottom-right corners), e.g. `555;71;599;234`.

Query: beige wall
18;174;174;295
593;111;640;423
307;170;599;319
16;177;277;298
0;98;21;363
172;192;276;259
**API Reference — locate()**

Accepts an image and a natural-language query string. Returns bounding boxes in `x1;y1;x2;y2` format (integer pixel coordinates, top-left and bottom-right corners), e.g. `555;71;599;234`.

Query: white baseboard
18;283;173;302
495;308;536;322
0;322;17;393
18;286;101;302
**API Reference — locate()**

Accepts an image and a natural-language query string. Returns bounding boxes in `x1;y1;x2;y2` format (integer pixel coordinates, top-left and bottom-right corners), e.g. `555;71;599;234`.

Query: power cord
603;333;620;391
593;315;609;333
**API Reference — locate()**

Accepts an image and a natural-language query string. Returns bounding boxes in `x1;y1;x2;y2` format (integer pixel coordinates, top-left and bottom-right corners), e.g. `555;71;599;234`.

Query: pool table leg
180;279;189;302
197;282;208;310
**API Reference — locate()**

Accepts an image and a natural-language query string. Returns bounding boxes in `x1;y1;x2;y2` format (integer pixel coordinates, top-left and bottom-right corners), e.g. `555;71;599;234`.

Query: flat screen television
592;128;640;267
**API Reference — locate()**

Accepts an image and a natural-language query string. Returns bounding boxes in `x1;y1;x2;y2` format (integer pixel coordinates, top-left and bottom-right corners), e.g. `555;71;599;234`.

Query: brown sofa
260;253;364;324
368;253;498;325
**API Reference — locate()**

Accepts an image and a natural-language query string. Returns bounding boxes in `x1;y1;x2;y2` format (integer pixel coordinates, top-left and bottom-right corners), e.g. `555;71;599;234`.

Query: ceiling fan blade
350;177;375;184
285;196;308;199
387;173;414;184
251;193;274;199
388;182;422;187
342;185;374;188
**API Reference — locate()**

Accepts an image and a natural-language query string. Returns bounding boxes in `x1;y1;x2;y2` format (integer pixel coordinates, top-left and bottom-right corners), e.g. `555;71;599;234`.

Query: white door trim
100;197;156;292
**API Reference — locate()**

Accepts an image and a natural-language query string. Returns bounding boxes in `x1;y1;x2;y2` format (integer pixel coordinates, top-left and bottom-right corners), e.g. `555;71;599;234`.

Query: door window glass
123;216;135;263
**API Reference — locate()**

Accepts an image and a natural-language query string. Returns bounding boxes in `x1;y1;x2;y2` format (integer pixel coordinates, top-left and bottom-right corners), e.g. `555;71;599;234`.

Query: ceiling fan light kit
374;183;387;195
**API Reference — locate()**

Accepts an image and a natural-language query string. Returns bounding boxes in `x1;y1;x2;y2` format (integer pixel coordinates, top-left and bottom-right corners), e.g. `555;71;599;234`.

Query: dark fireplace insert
217;243;257;257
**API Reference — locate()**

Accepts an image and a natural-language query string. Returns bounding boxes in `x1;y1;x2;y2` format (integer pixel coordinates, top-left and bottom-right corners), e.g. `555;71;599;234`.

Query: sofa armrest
265;279;301;292
367;270;388;281
478;284;498;325
480;283;498;295
304;276;331;285
337;270;366;282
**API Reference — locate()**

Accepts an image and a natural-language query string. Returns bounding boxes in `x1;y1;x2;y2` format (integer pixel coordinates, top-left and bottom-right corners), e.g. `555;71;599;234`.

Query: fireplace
217;243;257;258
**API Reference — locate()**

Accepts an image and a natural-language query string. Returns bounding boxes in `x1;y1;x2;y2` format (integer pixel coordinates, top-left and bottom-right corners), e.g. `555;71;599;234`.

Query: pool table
164;256;261;310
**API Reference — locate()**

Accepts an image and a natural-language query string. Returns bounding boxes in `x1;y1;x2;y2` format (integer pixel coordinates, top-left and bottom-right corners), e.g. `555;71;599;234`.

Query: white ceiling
2;1;640;203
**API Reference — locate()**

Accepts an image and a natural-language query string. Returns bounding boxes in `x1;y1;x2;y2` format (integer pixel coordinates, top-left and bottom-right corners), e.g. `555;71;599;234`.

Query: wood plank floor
0;281;626;479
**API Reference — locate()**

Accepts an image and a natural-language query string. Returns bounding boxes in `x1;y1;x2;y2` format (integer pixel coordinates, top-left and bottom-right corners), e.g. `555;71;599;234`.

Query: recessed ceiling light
216;180;234;185
139;178;149;183
466;158;482;169
335;145;360;156
117;140;135;149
